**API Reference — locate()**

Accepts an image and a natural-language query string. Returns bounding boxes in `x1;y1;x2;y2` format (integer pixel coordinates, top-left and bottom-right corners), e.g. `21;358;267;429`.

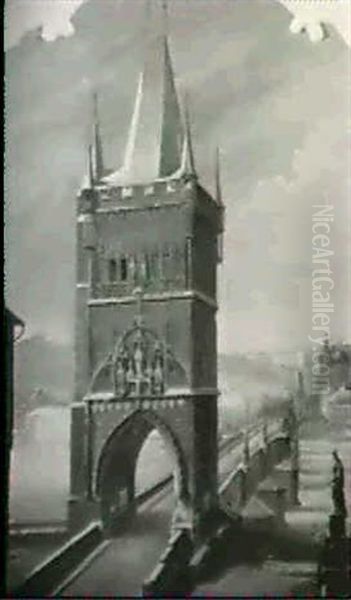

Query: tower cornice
87;289;218;311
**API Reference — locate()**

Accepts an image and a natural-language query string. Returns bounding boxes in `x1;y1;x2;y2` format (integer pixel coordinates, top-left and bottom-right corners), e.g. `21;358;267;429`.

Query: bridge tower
70;1;224;538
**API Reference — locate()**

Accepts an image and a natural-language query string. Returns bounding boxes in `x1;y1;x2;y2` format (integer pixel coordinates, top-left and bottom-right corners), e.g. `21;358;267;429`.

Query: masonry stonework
70;7;224;538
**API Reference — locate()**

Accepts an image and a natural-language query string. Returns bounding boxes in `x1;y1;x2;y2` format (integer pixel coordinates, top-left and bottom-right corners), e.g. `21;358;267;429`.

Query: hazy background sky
4;0;350;353
5;0;86;47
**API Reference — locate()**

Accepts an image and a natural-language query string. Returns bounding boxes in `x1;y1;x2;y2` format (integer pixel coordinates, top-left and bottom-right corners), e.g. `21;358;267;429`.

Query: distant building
303;341;351;398
323;385;351;431
328;343;351;390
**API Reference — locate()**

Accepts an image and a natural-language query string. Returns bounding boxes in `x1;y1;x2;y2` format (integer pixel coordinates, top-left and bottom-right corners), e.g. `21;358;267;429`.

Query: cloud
277;0;351;46
4;0;350;352
5;0;87;49
219;51;350;352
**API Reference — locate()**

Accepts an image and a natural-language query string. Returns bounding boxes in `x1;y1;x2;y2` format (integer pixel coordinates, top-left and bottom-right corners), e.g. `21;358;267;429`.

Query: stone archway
95;409;189;533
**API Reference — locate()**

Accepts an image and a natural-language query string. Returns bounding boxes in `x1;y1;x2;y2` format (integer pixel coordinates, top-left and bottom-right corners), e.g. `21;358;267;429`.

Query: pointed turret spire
180;96;196;177
88;144;95;187
91;92;104;182
105;0;184;185
80;144;95;191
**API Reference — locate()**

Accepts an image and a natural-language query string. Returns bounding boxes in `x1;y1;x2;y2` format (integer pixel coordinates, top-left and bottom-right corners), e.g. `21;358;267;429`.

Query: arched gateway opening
95;409;189;534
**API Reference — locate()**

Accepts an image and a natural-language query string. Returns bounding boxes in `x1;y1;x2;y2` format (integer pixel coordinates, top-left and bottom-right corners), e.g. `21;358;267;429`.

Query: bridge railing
142;529;193;596
219;416;292;518
141;414;294;596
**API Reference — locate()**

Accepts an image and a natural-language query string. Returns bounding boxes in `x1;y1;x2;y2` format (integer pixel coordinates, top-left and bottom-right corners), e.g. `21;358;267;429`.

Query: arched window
108;259;117;282
120;256;128;281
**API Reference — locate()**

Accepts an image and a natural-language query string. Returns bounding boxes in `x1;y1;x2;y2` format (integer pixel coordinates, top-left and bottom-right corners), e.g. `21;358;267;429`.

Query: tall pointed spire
105;0;184;185
91;91;104;182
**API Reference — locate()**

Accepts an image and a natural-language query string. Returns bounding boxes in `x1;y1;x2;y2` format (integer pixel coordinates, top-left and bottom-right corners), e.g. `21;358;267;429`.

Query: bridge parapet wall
142;529;193;596
246;448;267;496
220;424;291;519
220;467;247;513
70;404;88;499
142;421;294;596
266;434;290;470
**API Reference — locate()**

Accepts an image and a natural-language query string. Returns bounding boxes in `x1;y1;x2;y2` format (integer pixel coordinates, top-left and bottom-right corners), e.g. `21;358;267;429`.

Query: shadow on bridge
192;506;320;585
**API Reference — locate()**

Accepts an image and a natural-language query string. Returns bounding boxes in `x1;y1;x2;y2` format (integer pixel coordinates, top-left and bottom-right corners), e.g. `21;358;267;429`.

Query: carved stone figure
115;355;126;395
331;450;347;519
153;343;164;395
90;320;187;398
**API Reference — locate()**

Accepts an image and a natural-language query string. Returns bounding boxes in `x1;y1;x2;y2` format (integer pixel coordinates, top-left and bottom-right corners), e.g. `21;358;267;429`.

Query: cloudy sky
4;0;350;353
5;0;86;47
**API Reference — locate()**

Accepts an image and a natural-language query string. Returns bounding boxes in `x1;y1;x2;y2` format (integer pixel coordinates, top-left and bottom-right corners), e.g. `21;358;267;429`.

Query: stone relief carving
90;321;187;398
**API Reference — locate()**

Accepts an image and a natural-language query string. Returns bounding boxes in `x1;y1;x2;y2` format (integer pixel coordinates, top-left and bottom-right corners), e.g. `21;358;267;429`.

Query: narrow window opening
145;255;151;281
151;252;158;279
120;256;128;281
163;246;171;280
109;258;117;282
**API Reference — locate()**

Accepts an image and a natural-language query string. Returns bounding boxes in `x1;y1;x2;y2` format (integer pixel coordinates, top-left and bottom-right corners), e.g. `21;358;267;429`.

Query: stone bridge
14;408;300;598
142;414;299;596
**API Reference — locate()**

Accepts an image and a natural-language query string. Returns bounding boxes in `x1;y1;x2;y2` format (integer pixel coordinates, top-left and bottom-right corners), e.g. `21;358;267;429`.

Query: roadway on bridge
56;426;275;598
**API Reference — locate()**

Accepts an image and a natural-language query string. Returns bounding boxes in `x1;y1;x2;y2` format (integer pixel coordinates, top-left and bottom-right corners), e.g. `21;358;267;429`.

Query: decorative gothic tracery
113;328;165;397
89;321;187;399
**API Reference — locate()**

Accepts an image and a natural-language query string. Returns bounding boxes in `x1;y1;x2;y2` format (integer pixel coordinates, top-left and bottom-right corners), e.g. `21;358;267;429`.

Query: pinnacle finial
91;90;104;181
79;142;94;192
93;90;99;124
88;144;94;187
161;0;169;36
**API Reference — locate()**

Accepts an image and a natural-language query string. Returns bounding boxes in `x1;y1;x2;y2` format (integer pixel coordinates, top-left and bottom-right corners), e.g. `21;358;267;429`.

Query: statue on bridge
331;450;347;519
317;450;350;595
282;396;298;439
